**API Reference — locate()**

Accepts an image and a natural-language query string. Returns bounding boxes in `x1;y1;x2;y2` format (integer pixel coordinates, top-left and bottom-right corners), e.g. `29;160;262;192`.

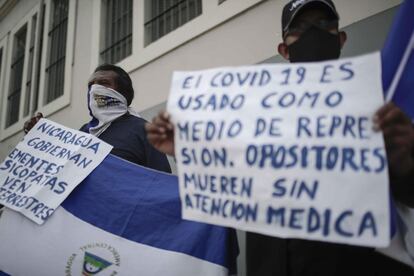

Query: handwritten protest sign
167;52;390;247
0;119;112;224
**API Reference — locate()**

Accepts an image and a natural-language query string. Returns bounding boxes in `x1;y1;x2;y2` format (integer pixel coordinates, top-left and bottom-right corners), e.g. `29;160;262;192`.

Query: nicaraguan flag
378;0;414;267
0;154;238;276
382;0;414;119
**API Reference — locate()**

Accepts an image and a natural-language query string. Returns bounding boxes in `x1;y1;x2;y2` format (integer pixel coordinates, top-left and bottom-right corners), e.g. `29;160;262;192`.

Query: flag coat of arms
0;154;238;276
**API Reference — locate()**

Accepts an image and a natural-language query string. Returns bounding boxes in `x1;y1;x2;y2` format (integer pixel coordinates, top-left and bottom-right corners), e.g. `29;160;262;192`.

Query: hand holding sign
374;103;414;177
145;111;175;156
374;102;414;207
23;112;43;134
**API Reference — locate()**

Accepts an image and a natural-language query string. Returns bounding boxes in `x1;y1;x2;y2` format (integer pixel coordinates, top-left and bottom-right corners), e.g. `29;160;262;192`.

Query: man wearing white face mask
24;64;171;173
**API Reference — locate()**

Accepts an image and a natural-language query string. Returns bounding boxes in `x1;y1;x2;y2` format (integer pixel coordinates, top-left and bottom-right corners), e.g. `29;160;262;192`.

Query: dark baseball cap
282;0;339;37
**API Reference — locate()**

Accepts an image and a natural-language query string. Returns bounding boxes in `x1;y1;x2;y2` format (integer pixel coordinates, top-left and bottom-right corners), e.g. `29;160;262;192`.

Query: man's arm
374;103;414;207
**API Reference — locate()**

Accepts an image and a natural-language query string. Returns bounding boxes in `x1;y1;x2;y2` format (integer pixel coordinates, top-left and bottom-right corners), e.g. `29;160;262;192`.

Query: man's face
88;70;118;91
278;6;346;62
284;8;338;46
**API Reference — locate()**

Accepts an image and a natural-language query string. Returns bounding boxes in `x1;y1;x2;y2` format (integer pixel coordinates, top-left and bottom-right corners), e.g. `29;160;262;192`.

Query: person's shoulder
79;123;89;133
110;114;148;136
119;113;148;126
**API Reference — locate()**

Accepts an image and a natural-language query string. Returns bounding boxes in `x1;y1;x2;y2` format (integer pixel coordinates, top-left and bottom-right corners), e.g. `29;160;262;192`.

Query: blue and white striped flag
382;0;414;119
0;154;238;275
378;0;414;268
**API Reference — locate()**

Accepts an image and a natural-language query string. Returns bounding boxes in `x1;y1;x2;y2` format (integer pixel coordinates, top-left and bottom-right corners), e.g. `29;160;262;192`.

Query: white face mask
87;84;128;136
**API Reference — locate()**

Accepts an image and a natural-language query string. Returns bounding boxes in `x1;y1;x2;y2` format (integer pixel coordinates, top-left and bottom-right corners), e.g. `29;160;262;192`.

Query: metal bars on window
0;49;2;91
144;0;202;45
0;48;3;128
6;26;27;127
45;0;68;104
101;0;133;64
24;14;38;117
33;4;46;113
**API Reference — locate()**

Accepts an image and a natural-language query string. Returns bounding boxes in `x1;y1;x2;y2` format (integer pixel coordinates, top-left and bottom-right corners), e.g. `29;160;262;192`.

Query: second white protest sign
0;119;112;224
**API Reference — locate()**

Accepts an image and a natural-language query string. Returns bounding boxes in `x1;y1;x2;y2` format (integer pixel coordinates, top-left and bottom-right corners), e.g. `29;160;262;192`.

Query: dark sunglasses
284;19;339;38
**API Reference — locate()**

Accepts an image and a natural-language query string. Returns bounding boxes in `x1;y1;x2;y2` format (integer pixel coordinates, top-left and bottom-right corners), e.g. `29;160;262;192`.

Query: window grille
101;0;133;64
6;26;27;127
45;0;68;104
0;49;3;87
24;14;38;117
0;48;3;127
33;4;46;113
144;0;202;45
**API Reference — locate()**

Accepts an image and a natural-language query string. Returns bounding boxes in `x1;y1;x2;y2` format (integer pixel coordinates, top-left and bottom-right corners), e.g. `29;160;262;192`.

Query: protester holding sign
145;0;414;275
275;0;414;209
1;64;239;275
24;64;171;173
0;119;113;224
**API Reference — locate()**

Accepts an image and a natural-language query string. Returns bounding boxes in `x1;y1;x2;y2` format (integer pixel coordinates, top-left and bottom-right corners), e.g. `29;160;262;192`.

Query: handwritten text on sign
0;119;112;224
167;52;390;247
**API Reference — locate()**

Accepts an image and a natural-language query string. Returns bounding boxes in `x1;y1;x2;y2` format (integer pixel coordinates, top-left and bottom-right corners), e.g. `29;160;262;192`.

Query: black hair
94;64;134;106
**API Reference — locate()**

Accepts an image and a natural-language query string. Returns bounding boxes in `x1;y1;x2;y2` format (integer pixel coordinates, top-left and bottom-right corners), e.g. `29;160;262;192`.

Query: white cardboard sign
167;52;390;247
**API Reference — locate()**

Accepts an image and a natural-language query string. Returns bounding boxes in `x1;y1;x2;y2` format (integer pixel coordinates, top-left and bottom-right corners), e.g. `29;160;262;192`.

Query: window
101;0;133;64
0;1;75;139
33;4;46;113
0;36;8;112
90;0;264;73
6;25;27;127
144;0;202;45
45;0;68;104
2;5;41;131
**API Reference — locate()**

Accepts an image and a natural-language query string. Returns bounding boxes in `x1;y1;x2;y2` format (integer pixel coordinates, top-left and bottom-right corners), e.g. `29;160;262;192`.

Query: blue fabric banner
63;154;239;272
382;0;414;119
0;154;238;275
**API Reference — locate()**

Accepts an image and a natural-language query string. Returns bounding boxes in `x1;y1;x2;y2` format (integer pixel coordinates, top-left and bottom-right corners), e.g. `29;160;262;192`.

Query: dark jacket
81;113;171;173
246;233;414;276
